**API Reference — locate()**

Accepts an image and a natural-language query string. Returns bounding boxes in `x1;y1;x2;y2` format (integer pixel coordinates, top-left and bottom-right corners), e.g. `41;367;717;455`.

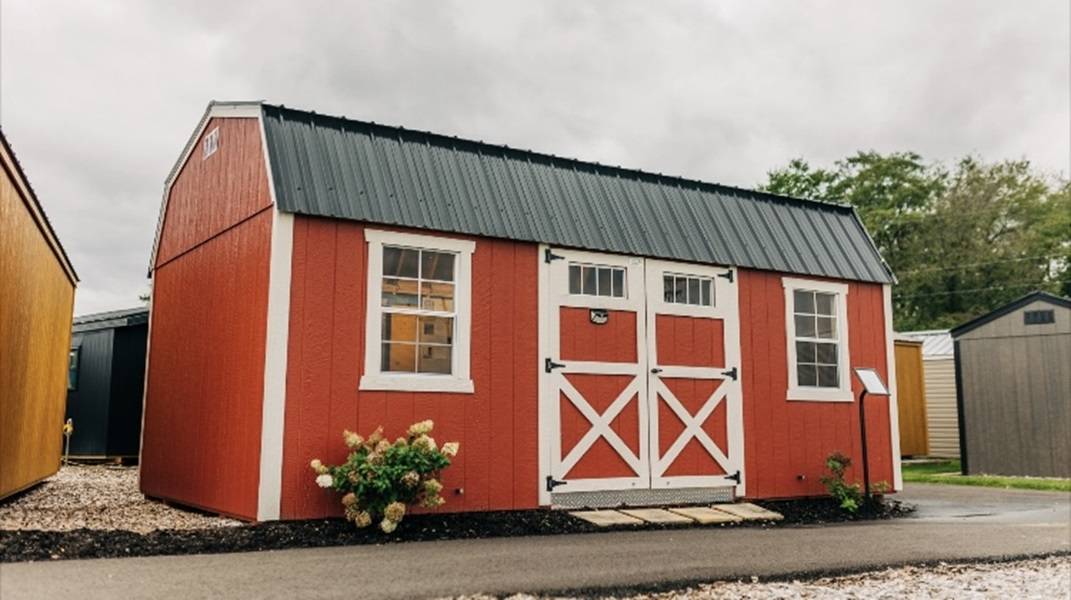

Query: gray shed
951;291;1071;478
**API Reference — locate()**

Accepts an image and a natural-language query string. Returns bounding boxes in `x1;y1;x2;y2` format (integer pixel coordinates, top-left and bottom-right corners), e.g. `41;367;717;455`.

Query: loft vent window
1024;309;1055;325
568;263;626;298
203;127;219;159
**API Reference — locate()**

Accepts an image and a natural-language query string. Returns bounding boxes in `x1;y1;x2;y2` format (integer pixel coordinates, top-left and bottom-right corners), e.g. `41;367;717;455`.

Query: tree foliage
761;152;1069;330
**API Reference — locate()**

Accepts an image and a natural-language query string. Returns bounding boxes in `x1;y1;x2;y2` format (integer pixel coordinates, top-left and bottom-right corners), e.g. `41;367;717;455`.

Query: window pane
382;342;416;372
700;280;712;306
796;341;816;363
382;313;417;342
816;342;837;365
383;247;419;278
815;292;835;316
597;267;612;297
421;251;455;281
797;364;817;386
612;268;625;298
420;281;454;311
817;365;839;387
816;317;837;339
688;278;700;305
382;278;419;307
419;316;454;345
794;290;815;314
795;315;816;338
582;266;596;295
418;344;452;374
674;277;687;303
663;275;674;302
569;265;582;294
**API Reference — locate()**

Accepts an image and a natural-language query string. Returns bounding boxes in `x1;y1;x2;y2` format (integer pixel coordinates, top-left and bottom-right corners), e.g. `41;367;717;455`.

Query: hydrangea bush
310;420;458;533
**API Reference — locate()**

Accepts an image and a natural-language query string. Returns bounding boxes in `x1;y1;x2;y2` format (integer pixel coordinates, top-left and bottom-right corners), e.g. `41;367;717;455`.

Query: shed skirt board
540;247;744;500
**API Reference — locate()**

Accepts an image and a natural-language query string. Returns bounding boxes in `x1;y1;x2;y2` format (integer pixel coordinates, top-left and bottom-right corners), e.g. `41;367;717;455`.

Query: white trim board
256;105;292;521
884;284;904;491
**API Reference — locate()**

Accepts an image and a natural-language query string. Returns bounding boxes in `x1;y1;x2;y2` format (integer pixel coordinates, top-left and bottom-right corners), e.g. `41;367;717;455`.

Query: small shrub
310;420;459;533
820;452;863;513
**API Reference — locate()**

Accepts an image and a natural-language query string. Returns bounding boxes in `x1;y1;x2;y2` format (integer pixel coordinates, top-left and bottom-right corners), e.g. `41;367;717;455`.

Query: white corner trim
884;284;904;491
536;245;552;506
361;228;475;394
783;277;853;403
256;210;294;521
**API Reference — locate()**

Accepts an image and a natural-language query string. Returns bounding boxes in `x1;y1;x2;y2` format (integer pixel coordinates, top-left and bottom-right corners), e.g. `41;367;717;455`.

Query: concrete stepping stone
711;502;784;521
619;508;694;524
570;510;644;527
669;506;743;524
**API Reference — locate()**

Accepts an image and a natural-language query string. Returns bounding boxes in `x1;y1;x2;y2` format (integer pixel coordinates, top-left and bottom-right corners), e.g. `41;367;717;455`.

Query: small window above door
662;273;714;307
568;263;626;298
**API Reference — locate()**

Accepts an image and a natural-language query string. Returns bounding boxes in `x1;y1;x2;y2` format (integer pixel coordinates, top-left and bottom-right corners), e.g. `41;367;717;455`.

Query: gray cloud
2;0;1067;314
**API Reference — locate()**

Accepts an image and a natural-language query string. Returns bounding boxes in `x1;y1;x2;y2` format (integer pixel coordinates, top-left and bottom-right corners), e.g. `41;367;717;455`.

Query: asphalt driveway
1;483;1067;599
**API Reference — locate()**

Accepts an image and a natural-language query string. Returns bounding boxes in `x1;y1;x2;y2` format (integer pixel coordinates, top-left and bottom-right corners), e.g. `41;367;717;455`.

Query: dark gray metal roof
260;104;894;284
73;306;149;333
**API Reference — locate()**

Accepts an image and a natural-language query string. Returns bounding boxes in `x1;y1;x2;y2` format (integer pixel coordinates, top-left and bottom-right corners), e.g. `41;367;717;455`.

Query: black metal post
858;390;871;500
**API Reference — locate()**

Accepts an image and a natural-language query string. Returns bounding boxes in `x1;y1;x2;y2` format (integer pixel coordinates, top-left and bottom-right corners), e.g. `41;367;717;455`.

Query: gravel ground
0;465;239;534
453;556;1071;599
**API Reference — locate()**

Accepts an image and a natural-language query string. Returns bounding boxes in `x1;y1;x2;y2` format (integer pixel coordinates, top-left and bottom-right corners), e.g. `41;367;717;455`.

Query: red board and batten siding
141;117;273;520
279;216;540;519
738;269;894;498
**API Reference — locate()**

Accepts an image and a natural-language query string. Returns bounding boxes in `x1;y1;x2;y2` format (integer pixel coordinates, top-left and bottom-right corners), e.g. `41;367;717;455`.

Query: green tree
760;153;1069;330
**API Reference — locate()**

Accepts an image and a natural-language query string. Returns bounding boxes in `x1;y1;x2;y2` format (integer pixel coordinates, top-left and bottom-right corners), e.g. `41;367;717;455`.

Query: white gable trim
884;284;903;491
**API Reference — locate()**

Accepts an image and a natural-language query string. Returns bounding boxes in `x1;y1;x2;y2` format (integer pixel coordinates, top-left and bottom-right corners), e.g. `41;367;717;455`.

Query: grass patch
902;460;1071;492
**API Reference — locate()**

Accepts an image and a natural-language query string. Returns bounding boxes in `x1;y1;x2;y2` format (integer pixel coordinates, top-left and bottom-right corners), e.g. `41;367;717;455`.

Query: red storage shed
141;101;902;521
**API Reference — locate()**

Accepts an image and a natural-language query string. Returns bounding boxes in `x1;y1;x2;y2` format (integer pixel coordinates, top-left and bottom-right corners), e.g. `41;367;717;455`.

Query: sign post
853;367;890;499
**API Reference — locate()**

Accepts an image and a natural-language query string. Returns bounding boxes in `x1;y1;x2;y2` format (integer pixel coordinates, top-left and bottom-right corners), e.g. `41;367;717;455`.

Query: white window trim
783;277;852;402
203;127;219;159
359;229;475;393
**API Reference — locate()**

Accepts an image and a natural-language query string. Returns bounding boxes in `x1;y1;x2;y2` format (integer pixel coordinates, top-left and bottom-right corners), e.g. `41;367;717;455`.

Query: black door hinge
546;475;567;491
722;366;738;381
726;470;741;484
545;358;566;373
718;269;734;283
545;248;565;263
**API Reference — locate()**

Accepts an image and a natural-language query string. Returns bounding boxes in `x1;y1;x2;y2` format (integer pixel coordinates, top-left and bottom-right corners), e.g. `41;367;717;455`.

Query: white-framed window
568;262;626;298
360;230;475;393
203;127;219;159
783;277;852;402
663;273;714;306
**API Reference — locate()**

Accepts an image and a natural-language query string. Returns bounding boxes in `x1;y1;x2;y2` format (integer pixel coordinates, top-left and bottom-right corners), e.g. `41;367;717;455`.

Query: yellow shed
0;129;78;499
894;337;928;457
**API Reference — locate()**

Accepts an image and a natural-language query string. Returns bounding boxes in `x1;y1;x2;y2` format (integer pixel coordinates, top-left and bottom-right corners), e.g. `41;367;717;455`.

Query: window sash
783;278;851;402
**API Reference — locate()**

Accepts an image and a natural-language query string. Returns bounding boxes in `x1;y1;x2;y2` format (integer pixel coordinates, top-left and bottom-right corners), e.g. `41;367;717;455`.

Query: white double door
540;247;744;498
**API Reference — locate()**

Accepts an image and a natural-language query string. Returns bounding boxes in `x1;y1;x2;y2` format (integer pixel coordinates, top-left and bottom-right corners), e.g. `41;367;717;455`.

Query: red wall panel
156;117;271;267
738;269;894;499
141;208;272;520
279;217;540;519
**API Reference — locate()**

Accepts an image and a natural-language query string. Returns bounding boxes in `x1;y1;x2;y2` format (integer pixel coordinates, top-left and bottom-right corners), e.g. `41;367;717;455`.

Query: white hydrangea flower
408;419;434;436
315;473;334;488
380;518;398;533
441;442;459;457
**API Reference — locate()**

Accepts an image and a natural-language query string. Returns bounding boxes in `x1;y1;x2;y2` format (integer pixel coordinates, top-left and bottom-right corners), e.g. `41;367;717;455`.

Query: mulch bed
0;498;914;563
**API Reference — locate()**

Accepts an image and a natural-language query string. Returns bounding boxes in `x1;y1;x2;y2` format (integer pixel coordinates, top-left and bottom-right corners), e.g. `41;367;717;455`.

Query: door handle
650;367;663;374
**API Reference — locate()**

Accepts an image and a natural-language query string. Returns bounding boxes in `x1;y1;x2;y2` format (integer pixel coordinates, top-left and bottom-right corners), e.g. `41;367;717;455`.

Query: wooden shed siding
894;341;928;456
279;217;539;519
956;301;1070;478
922;358;960;458
738;270;894;498
0;160;76;498
141;116;275;520
155;117;271;268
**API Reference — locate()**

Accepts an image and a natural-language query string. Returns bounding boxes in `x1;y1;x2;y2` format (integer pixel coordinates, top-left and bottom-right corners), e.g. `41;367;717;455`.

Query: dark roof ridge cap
950;290;1071;337
260;103;855;213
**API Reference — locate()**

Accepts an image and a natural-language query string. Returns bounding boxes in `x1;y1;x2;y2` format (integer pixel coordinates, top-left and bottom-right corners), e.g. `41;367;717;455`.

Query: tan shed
0;130;78;499
902;330;960;458
951;291;1071;478
894;338;928;457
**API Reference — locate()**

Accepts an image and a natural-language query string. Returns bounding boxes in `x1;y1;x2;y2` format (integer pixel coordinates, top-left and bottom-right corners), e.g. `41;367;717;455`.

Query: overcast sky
2;1;1068;315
